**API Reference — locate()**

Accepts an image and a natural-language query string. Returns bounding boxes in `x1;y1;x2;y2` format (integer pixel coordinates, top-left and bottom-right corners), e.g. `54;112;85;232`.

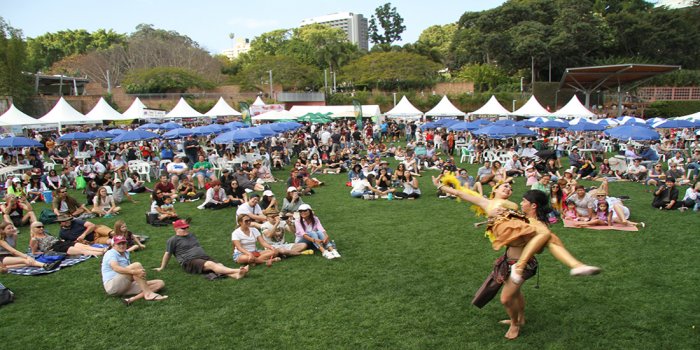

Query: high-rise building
300;12;369;51
654;0;694;8
222;38;251;60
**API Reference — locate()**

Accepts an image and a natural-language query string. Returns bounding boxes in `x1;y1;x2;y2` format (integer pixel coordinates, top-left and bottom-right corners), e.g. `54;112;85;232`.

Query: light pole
512;99;516;112
268;70;273;100
393;92;397;106
332;71;336;94
520;77;524;97
324;69;328;94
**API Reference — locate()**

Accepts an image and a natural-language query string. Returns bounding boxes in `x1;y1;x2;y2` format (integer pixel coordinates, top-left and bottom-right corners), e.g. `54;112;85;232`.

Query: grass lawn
1;157;699;349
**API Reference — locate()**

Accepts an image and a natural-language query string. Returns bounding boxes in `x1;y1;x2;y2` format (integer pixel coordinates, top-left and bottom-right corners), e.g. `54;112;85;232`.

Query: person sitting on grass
393;170;421;200
26;176;48;203
177;177;202;202
154;219;248;279
0;222;61;271
259;190;278;211
225;180;247;207
191;155;216;189
113;220;146;252
102;235;167;306
645;163;666;187
652;177;680;210
111;179;137;205
155;196;179;222
260;207;307;257
154;175;178;200
52;187;89;217
251;159;275;183
56;214;111;244
2;194;37;228
530;174;551;195
679;181;700;212
281;187;305;222
29;221;106;256
573;199;613;227
199;180;231;210
231;214;282;266
235;194;266;227
92;186;120;218
123;172;149;193
566;185;594;220
294;204;340;260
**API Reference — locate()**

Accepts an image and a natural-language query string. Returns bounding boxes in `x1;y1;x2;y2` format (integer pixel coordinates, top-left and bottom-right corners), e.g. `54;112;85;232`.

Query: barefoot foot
504;324;520;340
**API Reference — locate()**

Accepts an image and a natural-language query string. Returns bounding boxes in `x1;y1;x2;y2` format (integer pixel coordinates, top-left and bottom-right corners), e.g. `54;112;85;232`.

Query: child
525;165;540;186
575;199;612;227
156;196;178;222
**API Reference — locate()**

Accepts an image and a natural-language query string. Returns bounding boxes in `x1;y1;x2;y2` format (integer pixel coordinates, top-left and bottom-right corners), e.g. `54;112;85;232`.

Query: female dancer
432;174;600;284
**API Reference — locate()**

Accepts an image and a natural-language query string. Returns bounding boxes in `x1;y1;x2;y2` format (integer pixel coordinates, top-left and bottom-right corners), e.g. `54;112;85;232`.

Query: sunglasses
242;219;251;224
34;225;44;228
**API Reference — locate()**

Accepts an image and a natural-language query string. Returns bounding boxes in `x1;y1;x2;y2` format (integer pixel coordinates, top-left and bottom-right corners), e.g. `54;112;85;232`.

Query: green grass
1;158;699;349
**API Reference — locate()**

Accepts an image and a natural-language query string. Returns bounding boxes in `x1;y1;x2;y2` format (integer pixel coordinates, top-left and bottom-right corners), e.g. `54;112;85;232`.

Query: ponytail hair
523;190;551;225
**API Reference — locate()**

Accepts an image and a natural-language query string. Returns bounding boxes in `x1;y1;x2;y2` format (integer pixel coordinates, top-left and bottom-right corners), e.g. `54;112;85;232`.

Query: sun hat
298;204;312;211
56;214;73;222
172;219;190;229
263;207;280;216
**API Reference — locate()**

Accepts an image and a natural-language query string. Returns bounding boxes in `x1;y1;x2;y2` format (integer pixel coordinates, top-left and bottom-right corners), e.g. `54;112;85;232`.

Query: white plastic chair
159;160;172;177
136;163;151;182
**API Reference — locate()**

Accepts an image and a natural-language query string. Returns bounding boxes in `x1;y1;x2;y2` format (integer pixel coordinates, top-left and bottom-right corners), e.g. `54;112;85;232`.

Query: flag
352;100;362;130
240;102;251;126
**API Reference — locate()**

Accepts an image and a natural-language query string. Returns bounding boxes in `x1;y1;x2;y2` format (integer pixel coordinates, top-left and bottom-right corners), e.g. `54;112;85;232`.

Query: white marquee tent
0;104;44;126
205;97;242;117
39;97;101;125
551;96;596;120
512;95;553;118
289;105;382;119
425;95;466;118
384;96;423;120
85;97;126;121
252;96;266;106
163;98;204;119
252;110;297;121
676;111;700;121
467;95;511;117
121;98;149;119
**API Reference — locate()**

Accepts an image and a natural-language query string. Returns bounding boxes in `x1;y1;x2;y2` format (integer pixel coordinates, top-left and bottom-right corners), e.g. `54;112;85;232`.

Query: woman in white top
231;214;281;266
394;170;421;199
92;186;121;217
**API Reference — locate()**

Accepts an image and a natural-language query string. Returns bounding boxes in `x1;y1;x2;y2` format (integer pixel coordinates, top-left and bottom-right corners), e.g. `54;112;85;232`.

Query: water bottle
329;240;336;249
387;193;393;201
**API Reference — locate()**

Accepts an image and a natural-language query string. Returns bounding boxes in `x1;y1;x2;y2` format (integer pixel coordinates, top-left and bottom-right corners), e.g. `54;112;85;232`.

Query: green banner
352;99;362;130
240;102;251;126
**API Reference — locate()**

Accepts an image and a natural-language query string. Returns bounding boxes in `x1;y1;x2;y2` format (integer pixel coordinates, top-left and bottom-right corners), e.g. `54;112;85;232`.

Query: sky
2;0;506;54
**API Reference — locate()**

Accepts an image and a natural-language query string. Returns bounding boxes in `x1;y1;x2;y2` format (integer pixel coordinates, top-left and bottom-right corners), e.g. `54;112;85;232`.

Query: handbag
75;176;87;190
39;208;58;225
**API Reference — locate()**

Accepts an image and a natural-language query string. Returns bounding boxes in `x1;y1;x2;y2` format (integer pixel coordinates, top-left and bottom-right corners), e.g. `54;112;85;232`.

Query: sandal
122;298;132;307
145;294;168;302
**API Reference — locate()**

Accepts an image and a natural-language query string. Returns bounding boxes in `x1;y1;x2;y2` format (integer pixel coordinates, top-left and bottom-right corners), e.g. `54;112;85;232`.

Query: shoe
322;251;334;260
509;264;524;284
570;265;602;276
43;261;61;271
300;249;314;255
197;204;205;210
104;214;113;219
331;250;341;258
679;207;688;212
639;222;645;228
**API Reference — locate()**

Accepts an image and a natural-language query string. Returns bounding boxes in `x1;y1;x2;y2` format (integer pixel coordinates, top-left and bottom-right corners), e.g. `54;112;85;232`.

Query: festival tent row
467;95;512;118
424;95;466;118
384;96;423;120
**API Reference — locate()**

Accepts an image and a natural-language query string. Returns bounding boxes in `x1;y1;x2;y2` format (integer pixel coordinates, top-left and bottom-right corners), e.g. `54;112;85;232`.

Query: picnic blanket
7;255;94;276
563;219;639;232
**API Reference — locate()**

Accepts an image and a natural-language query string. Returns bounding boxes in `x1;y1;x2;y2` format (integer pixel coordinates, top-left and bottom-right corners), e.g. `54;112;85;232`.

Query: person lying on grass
29;221;107;256
102;235;167;306
0;222;61;271
231;214;281;266
154;219;248;279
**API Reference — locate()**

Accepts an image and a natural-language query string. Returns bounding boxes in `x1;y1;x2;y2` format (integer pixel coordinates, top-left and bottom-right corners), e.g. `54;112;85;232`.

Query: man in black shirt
652;177;679;210
154;220;248;279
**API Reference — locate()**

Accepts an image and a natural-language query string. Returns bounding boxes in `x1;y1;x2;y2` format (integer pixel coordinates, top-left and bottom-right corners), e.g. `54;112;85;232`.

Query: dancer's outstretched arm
432;175;490;213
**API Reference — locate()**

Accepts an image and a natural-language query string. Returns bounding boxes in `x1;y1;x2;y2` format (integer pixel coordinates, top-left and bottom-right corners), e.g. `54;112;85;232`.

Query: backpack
39;209;58;225
0;283;15;307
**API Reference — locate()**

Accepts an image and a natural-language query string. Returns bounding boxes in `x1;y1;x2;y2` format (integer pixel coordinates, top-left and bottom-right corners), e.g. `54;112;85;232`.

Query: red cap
112;235;127;244
173;219;189;229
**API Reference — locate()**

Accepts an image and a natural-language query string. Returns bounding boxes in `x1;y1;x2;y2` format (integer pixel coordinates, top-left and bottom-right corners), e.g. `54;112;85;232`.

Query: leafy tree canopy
26;28;125;72
234;55;320;92
369;2;406;48
340;51;441;90
0;17;33;109
122;66;214;93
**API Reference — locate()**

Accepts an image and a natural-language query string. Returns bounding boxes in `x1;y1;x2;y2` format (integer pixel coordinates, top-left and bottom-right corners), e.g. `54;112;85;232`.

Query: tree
456;63;511;92
368;2;406;48
26;28;125;72
0;17;32;109
234;55;320;91
340;52;441;90
122;67;214;93
415;24;457;64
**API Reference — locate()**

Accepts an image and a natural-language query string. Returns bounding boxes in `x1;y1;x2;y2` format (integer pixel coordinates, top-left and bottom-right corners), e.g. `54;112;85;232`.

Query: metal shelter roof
559;64;681;92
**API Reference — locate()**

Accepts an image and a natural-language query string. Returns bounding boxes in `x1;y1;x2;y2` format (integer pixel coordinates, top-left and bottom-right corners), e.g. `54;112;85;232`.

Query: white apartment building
300;12;369;51
222;38;251;60
654;0;694;8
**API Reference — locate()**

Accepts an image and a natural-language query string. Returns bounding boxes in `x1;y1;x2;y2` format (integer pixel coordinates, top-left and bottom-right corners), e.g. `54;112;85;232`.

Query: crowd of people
0;118;697;325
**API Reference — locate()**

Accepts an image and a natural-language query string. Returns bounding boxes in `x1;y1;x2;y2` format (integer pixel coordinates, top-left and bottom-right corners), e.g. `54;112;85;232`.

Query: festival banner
352;100;362;129
240;102;251;126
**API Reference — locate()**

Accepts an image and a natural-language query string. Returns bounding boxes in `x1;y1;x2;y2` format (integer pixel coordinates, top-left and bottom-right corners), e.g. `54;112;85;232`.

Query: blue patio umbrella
138;123;161;130
0;136;43;148
191;124;224;136
110;130;160;143
213;128;265;144
651;119;696;129
646;117;666;125
536;119;569;129
604;125;660;141
420;122;438;129
492;119;516;126
472;125;536;139
159;122;182;130
434;119;460;127
472;119;491;126
86;130;115;139
264;123;289;133
566;121;606;132
225;121;246;128
57;132;93;142
252;124;277;137
276;122;303;131
162;128;194;139
107;129;127;136
448;121;482;131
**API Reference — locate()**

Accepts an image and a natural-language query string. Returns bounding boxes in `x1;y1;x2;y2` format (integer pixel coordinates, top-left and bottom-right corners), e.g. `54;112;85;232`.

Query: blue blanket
7;255;94;276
